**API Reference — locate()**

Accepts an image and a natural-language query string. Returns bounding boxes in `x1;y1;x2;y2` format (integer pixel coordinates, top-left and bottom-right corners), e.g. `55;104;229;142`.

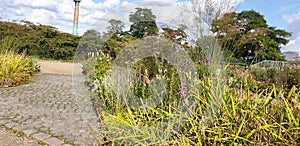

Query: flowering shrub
88;61;300;145
83;45;300;145
84;40;184;114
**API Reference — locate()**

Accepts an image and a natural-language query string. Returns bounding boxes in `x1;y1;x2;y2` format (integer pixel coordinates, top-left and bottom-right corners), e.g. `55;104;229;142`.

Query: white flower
216;69;221;76
229;77;233;86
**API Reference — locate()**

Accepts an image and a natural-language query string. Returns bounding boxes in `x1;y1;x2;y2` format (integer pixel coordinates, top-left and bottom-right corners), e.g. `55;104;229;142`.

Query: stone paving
0;73;101;145
0;126;39;146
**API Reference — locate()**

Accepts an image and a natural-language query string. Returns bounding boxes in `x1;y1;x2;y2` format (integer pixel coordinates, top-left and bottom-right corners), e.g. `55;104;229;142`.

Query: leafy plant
0;51;38;87
0;36;19;53
251;65;300;92
95;76;300;145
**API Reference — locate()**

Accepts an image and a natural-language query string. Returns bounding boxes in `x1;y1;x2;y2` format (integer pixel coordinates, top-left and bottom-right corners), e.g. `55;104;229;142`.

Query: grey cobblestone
23;129;38;136
5;122;18;129
61;144;73;146
0;127;39;146
31;132;51;141
13;124;30;131
44;137;64;146
0;73;100;145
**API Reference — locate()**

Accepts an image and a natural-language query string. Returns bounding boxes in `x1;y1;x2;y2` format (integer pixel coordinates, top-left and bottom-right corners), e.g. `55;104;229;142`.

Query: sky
0;0;300;52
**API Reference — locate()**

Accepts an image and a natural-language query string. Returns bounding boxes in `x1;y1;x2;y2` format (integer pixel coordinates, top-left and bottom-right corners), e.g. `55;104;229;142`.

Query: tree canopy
106;19;125;34
129;8;159;38
211;10;291;63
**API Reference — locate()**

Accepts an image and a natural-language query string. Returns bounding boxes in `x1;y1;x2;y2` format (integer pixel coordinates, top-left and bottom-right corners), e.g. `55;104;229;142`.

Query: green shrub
0;51;39;87
0;21;79;61
0;36;19;53
251;66;300;92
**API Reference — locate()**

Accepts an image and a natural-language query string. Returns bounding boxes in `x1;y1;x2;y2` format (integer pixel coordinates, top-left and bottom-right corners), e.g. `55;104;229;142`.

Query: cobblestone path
0;73;100;145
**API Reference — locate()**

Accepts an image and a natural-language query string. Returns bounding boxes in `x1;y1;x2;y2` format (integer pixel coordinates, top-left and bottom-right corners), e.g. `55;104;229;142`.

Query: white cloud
282;11;300;52
0;0;121;35
140;0;177;6
103;0;120;8
25;9;56;24
7;0;60;12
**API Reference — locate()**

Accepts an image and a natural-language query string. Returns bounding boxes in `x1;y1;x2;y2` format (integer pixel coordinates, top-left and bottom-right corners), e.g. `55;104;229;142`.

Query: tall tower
73;0;81;35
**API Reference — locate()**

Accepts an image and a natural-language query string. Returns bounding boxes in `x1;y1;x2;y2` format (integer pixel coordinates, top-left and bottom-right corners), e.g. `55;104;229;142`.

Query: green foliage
101;33;135;58
95;71;300;145
161;25;188;45
182;85;300;145
106;19;125;34
86;46;182;115
77;29;103;59
211;10;291;64
0;36;19;53
0;51;38;87
251;66;300;91
129;8;159;38
0;20;80;60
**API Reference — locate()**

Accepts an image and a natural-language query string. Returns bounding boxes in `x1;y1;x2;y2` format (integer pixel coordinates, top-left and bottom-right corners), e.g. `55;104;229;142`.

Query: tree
211;10;291;63
129;7;159;38
106;19;124;34
101;33;134;58
161;25;187;44
77;29;102;56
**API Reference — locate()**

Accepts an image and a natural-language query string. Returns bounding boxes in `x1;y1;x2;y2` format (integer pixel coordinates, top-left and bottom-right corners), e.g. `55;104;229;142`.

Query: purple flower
206;59;212;66
260;43;264;47
228;24;232;27
248;49;252;54
252;38;257;41
173;32;178;35
146;79;151;84
177;84;187;97
144;76;150;84
185;59;192;65
145;36;155;40
236;25;240;29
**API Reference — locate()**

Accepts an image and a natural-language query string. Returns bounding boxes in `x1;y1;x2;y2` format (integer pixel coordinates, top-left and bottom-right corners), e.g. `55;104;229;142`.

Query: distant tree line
79;8;291;64
0;20;80;60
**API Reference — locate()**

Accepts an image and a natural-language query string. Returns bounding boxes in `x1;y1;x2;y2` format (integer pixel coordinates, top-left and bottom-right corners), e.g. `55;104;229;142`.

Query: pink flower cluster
177;83;187;97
